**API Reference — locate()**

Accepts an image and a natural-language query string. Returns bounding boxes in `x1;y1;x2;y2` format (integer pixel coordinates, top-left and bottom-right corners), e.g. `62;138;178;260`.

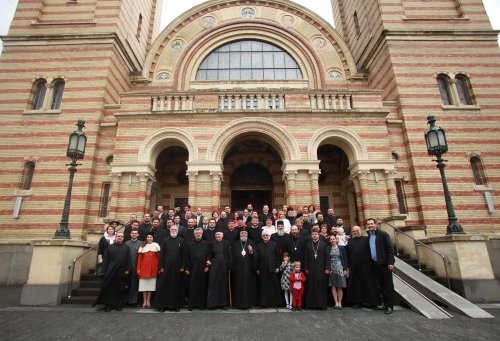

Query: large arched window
455;74;473;105
32;79;47;110
470;156;487;186
437;74;452;105
196;40;303;81
20;161;35;190
50;79;65;110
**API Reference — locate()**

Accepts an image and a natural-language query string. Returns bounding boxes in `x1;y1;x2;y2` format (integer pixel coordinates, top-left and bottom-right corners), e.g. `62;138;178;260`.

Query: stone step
80;274;99;282
79;280;101;288
61;296;96;305
72;288;100;296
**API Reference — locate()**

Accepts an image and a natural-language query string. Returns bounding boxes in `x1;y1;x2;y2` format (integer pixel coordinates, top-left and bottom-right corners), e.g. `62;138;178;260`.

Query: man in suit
366;218;395;314
200;217;209;230
195;207;205;227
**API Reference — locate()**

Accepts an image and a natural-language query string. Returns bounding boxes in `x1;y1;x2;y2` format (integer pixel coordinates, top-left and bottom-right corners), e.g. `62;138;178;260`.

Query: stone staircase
61;274;100;305
396;251;439;281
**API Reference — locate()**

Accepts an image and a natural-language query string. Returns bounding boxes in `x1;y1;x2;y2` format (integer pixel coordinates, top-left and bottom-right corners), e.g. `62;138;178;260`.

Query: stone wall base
448;278;500;303
20;284;68;306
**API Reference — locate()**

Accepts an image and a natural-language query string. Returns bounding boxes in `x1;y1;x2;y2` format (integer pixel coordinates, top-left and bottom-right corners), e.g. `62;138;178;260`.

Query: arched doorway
317;144;356;225
153;146;189;210
230;163;273;212
222;139;284;212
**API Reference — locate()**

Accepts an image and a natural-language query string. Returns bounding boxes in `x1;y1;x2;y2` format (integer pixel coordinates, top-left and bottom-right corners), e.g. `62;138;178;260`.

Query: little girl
279;252;293;310
289;261;306;311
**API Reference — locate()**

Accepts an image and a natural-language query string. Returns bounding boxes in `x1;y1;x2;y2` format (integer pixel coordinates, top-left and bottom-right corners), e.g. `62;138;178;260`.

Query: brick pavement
0;287;498;341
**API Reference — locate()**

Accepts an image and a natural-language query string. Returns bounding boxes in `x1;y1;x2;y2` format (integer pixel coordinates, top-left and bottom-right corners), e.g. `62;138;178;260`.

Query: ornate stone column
109;172;121;219
187;170;199;207
210;171;223;210
385;170;400;218
350;173;364;223
283;170;297;206
309;169;321;208
137;172;150;215
352;170;371;221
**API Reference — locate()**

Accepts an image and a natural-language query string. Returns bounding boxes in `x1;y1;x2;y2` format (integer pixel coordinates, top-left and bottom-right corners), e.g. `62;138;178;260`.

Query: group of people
94;204;395;314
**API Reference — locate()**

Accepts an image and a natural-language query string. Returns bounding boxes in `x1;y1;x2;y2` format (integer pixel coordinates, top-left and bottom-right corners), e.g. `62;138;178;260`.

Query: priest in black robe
346;225;381;307
247;217;263;245
207;232;232;309
231;229;258;309
255;230;283;308
154;225;185;312
287;225;307;265
124;229;141;307
181;218;197;244
184;227;211;310
271;221;290;256
94;232;131;312
223;221;239;244
203;218;218;242
304;228;330;309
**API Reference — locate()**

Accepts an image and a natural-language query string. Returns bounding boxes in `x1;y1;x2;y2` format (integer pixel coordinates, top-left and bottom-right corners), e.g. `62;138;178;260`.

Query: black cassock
154;236;185;310
304;240;329;309
94;242;131;309
182;227;196;244
223;228;239;244
271;233;290;256
346;236;381;306
255;241;283;308
247;226;263;245
231;239;258;309
203;228;217;242
207;239;232;308
287;235;308;265
184;239;211;309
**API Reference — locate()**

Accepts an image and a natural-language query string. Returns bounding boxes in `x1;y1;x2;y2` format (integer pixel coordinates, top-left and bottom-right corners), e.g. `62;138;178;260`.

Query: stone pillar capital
282;170;297;181
308;169;322;180
210;171;223;181
384;169;397;178
186;171;199;181
136;172;153;182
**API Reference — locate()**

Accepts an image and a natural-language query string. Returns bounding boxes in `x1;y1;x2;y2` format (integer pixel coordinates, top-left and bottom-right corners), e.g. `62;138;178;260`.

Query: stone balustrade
309;93;353;110
151;95;195;111
218;93;285;110
150;92;356;112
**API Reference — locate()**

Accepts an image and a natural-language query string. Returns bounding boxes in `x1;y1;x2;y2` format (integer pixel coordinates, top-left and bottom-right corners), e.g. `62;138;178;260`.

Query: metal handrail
67;242;98;298
378;220;451;289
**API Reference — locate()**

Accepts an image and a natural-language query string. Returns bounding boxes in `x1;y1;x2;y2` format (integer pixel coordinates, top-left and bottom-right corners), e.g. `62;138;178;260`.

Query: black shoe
104;306;111;312
116;307;122;311
377;304;387;310
352;304;360;309
384;307;393;314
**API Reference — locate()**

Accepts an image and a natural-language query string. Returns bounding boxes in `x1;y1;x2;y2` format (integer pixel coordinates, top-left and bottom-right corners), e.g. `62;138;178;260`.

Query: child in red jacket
289;261;306;311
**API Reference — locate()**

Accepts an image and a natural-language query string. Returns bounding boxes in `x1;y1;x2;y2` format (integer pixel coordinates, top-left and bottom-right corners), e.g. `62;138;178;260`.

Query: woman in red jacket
136;233;160;308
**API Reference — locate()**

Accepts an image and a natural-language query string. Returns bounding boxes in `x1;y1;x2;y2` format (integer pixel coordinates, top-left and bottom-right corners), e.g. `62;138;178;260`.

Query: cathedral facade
1;0;499;240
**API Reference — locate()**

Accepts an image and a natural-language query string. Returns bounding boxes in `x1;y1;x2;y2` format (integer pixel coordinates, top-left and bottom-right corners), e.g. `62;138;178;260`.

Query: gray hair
194;227;203;233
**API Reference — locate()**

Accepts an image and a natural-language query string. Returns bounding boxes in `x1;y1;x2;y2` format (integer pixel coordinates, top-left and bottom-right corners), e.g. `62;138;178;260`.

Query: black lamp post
424;114;464;235
54;119;87;239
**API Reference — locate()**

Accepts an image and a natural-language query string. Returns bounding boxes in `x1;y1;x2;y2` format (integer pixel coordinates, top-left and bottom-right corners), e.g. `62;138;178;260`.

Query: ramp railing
378;219;451;289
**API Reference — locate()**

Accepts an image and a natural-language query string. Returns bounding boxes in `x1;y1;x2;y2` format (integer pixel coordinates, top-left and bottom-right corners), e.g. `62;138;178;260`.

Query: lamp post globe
424;114;464;235
54;119;87;239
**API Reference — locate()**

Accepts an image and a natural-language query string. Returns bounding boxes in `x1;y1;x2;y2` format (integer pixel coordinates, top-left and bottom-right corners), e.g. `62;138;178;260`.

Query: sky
0;0;499;54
